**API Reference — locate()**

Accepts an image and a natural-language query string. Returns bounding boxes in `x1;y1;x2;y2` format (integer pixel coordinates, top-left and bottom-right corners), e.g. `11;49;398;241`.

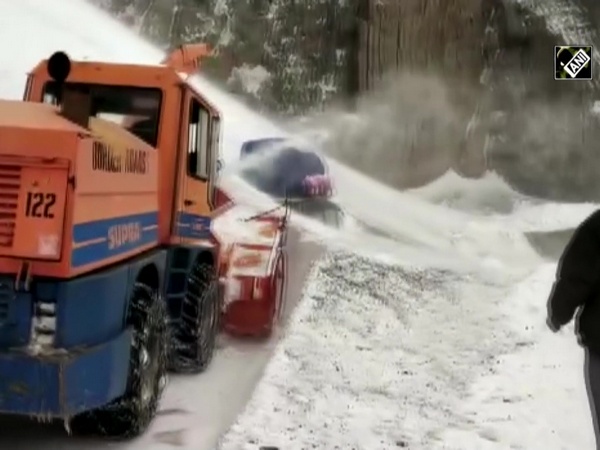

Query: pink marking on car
302;175;333;197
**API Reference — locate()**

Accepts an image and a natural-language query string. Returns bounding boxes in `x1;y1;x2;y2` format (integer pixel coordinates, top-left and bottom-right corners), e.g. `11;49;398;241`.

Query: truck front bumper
0;328;131;417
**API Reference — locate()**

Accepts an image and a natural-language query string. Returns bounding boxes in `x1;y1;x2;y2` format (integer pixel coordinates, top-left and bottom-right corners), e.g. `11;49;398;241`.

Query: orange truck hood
0;99;87;134
0;99;87;160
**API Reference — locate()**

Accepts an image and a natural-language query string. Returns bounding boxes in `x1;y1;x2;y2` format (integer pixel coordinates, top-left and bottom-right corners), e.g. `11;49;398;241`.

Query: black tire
169;260;219;373
70;282;168;438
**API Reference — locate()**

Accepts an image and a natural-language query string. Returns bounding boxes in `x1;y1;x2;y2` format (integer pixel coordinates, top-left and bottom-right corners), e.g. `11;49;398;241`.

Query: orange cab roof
29;56;221;115
30;58;181;91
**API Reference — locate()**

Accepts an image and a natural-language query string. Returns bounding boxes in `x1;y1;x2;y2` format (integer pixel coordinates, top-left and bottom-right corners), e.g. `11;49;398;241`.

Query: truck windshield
42;82;162;147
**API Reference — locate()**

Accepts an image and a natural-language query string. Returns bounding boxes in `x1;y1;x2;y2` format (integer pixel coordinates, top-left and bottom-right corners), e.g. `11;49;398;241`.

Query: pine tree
90;0;360;114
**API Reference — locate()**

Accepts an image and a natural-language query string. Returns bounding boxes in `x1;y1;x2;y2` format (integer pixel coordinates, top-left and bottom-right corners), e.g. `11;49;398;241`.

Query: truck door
173;91;218;241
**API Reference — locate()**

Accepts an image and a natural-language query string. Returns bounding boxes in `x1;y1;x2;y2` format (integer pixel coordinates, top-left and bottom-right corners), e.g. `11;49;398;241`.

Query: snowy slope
216;166;599;450
407;169;599;232
217;252;596;450
439;264;595;450
1;1;599;450
407;170;531;214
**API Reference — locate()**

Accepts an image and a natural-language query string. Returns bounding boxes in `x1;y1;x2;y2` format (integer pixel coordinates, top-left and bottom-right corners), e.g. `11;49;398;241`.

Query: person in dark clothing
547;209;600;447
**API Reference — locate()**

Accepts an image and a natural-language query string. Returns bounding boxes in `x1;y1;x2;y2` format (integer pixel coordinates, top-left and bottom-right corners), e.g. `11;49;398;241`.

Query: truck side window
187;99;210;180
23;75;33;101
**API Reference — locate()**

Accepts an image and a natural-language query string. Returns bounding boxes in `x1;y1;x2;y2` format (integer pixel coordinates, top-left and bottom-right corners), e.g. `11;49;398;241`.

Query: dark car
238;138;345;227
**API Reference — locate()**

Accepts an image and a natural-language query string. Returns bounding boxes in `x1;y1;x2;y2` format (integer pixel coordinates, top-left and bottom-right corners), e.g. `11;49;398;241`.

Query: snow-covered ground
218;173;598;450
1;1;599;449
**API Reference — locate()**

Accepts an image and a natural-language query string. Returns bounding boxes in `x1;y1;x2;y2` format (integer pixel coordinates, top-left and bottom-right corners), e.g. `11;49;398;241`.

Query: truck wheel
170;260;219;373
71;282;168;438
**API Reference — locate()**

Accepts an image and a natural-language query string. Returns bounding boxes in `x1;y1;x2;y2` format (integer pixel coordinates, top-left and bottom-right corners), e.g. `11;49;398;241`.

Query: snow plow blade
216;209;288;338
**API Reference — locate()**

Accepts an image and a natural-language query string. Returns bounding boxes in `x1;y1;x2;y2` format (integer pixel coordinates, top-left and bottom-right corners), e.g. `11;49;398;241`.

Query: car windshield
42;82;162;146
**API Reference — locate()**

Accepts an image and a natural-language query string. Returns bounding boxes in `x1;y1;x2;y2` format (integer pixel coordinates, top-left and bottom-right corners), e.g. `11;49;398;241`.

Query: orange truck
0;46;288;437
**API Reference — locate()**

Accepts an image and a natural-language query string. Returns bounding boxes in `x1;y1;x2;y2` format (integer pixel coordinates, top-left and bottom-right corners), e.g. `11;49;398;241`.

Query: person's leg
584;348;600;448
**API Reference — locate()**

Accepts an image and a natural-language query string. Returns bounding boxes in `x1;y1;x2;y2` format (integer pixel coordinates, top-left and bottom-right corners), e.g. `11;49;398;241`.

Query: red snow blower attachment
219;203;290;338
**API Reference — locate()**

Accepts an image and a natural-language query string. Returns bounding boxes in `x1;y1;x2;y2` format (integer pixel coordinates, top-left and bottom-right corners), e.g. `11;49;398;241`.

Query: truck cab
24;49;222;247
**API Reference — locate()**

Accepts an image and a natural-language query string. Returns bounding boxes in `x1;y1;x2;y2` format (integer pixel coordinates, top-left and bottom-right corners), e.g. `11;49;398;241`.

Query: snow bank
407;170;529;214
406;169;600;233
217;251;540;450
439;263;595;449
494;202;599;233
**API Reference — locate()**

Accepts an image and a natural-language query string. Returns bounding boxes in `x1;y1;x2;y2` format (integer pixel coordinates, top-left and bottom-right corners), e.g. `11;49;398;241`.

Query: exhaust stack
47;51;91;128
